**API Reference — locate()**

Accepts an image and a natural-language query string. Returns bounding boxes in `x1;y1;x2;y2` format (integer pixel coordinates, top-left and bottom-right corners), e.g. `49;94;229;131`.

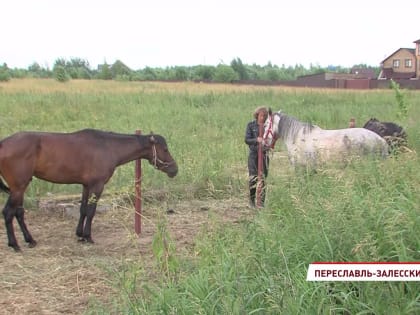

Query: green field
1;79;419;314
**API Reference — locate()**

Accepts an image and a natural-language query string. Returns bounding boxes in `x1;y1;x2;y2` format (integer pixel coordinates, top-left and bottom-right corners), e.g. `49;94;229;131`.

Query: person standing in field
245;106;270;208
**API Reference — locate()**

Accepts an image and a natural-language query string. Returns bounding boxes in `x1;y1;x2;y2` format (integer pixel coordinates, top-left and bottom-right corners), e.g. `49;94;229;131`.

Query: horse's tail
0;177;10;194
0;141;10;194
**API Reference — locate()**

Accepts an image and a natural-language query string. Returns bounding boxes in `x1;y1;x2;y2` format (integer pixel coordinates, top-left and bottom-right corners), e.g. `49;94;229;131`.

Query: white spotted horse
263;111;389;169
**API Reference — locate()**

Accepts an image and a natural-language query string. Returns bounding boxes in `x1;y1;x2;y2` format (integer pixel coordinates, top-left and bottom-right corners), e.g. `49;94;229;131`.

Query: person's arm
245;122;258;146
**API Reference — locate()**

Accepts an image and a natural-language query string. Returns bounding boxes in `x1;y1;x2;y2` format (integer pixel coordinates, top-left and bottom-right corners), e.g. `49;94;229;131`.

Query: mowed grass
1;79;419;314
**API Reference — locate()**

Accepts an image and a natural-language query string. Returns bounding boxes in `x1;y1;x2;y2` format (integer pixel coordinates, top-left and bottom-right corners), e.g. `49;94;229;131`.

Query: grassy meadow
1;79;419;314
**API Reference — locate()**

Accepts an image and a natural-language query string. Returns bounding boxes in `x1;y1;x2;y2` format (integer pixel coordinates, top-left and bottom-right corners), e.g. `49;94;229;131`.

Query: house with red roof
378;39;420;79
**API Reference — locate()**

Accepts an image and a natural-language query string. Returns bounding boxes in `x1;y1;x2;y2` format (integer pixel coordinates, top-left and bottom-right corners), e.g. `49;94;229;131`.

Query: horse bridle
151;144;175;170
263;113;279;148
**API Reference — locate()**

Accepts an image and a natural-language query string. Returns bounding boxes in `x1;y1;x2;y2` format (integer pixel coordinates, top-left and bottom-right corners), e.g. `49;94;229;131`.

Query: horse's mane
78;129;165;143
276;112;317;142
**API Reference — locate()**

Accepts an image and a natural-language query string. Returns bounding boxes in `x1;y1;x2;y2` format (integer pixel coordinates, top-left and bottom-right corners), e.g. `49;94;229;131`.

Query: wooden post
134;130;142;234
256;123;263;208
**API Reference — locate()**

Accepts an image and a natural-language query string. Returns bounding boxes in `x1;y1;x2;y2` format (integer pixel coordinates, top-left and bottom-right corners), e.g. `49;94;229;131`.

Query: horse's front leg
76;186;89;241
81;183;104;244
83;200;98;243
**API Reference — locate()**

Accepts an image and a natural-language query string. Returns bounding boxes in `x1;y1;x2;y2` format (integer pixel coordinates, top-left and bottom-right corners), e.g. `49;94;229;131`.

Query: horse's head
147;134;178;178
263;111;280;148
362;117;379;129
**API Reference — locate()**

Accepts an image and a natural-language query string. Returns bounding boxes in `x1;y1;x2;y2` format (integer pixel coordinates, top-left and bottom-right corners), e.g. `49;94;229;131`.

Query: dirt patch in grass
0;196;254;314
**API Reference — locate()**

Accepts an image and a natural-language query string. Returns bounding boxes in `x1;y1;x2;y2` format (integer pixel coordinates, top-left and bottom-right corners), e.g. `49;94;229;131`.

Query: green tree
138;67;157;80
98;62;113;80
27;62;51;78
76;67;92;79
266;68;280;81
63;58;92;79
192;65;215;81
28;62;42;73
230;57;249;80
54;58;66;68
213;64;239;83
111;60;132;78
172;66;189;80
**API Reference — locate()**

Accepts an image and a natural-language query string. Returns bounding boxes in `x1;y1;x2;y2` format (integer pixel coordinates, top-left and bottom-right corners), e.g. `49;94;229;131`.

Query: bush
53;65;70;82
390;79;408;119
0;70;11;81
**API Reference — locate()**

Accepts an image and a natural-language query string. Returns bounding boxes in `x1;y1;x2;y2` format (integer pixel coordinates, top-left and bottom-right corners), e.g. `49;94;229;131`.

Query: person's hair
253;106;268;119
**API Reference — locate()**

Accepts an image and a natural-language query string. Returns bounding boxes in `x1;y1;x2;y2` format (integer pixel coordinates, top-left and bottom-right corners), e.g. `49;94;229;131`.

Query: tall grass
1;79;419;314
105;159;419;314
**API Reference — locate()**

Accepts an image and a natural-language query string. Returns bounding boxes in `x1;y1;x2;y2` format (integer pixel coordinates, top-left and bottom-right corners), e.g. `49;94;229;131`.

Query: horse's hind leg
4;191;37;250
15;206;37;248
2;193;35;251
2;202;20;251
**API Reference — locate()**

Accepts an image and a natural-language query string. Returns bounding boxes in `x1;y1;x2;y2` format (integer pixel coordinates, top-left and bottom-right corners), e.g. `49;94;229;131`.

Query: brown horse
0;129;178;251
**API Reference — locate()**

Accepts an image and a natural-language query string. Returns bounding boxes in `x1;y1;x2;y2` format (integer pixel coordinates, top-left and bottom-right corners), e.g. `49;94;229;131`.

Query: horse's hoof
28;240;37;248
78;237;94;244
10;244;21;252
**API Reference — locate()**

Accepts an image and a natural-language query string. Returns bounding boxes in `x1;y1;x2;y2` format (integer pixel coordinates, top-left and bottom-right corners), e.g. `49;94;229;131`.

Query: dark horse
363;118;407;149
363;118;407;139
0;129;178;251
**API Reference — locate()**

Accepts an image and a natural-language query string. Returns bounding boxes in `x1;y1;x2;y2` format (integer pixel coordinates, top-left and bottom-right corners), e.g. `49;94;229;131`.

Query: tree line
0;57;380;83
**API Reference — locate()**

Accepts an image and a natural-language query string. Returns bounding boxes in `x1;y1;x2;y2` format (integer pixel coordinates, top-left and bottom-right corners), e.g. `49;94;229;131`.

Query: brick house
378;38;420;79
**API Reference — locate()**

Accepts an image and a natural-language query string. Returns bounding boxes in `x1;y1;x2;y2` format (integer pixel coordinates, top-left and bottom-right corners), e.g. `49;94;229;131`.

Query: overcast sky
2;0;419;70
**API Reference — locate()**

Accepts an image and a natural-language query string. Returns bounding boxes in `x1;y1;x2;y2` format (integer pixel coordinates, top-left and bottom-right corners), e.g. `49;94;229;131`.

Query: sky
2;0;420;70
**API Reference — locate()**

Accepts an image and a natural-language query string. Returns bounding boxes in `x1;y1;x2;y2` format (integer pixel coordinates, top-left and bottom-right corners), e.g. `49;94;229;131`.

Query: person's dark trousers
248;151;269;207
